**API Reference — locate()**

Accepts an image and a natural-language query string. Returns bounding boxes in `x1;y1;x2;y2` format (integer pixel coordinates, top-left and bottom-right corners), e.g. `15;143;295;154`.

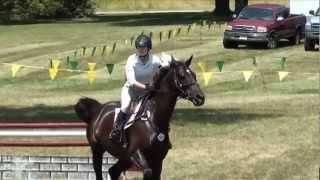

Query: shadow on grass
0;105;282;124
3;12;230;26
174;108;283;125
0;104;79;123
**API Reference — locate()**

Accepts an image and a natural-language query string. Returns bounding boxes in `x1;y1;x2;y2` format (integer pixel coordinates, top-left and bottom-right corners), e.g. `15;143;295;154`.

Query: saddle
114;93;155;130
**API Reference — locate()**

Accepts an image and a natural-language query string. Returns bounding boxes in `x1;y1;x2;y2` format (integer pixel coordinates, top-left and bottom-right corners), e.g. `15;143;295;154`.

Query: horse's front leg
130;149;152;180
150;160;164;180
108;159;132;180
91;146;104;180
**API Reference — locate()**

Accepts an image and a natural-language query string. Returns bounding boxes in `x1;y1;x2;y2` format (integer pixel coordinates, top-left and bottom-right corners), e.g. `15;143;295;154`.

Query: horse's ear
185;55;193;67
170;56;177;67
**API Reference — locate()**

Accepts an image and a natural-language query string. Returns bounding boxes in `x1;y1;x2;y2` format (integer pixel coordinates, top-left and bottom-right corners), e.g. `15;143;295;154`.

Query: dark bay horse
75;56;205;180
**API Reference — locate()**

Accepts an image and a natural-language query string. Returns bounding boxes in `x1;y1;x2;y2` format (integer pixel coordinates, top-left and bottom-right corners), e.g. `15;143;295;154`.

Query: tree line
0;0;249;22
0;0;95;22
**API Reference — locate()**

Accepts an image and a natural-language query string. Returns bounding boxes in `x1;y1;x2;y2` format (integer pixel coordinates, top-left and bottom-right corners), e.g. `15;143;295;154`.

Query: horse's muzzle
191;94;205;106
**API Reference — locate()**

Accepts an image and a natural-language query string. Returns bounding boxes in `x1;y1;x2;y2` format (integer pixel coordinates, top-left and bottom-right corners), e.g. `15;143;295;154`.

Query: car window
239;7;274;20
316;8;320;16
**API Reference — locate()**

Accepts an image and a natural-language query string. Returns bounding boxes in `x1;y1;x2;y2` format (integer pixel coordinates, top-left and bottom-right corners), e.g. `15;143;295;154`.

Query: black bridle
172;68;197;99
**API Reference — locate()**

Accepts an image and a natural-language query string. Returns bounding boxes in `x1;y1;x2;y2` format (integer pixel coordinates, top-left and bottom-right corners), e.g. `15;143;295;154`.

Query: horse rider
109;34;170;144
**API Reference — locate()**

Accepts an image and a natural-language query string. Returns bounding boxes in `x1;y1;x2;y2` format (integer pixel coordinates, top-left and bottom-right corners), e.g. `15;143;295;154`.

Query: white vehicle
289;0;319;16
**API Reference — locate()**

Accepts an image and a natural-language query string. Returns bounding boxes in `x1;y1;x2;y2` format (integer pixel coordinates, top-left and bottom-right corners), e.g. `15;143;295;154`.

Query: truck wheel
289;32;301;45
267;35;277;49
304;38;315;51
223;39;238;49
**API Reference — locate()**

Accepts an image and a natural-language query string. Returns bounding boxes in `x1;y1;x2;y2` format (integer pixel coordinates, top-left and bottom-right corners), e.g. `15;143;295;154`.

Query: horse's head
169;56;205;106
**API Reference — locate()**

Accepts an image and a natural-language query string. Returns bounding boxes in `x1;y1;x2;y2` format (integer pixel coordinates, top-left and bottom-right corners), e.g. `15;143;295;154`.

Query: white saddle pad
114;99;150;130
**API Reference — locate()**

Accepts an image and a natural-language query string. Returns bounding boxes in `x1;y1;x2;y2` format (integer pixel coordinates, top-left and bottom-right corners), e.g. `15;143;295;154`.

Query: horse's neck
151;74;178;134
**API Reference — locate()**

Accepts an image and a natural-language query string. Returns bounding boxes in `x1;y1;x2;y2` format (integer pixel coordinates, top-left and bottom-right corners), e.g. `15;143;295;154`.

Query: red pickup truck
223;4;306;49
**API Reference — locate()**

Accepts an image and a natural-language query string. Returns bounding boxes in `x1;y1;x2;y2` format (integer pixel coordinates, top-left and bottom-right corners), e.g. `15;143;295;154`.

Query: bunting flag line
52;59;61;70
87;71;96;85
88;63;96;71
242;71;254;82
278;71;289;82
49;68;58;80
216;61;224;72
202;72;213;87
11;64;23;78
106;64;114;75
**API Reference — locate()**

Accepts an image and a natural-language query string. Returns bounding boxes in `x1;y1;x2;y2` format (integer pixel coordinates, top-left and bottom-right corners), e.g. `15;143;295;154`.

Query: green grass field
0;2;319;179
94;0;288;11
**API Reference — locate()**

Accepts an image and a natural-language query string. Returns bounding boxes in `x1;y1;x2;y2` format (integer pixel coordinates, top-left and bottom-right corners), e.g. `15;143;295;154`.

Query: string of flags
2;55;317;87
196;57;317;87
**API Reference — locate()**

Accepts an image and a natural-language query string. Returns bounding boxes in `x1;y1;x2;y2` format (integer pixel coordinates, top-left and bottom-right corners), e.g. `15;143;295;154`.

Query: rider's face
136;47;148;57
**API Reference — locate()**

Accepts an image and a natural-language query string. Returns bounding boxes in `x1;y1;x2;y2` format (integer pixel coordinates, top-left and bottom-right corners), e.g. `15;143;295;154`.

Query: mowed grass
0;9;319;180
95;0;288;11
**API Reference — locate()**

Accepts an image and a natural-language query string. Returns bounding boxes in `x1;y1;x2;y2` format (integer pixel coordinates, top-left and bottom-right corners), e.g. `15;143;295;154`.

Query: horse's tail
75;97;101;123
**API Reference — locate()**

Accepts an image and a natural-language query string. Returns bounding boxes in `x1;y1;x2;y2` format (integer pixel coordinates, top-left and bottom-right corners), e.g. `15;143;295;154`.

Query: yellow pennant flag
11;64;23;78
242;71;253;82
52;59;61;70
197;62;207;73
202;72;213;87
87;71;96;85
49;68;58;80
88;63;96;71
278;71;289;82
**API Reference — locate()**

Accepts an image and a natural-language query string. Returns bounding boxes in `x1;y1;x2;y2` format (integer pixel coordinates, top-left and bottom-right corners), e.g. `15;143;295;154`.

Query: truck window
239;7;274;21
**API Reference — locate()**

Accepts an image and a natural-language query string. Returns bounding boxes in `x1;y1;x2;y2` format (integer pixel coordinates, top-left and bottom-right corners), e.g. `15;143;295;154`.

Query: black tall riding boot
109;111;127;144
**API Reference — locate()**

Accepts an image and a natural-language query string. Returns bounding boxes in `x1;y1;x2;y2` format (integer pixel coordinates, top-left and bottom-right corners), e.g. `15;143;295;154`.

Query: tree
213;0;232;16
235;0;248;14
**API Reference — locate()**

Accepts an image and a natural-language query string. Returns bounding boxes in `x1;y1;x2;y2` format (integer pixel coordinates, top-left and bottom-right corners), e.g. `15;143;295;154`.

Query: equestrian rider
109;34;169;144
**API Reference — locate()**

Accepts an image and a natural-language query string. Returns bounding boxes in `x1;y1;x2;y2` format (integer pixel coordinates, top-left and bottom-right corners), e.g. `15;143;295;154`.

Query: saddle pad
114;99;149;130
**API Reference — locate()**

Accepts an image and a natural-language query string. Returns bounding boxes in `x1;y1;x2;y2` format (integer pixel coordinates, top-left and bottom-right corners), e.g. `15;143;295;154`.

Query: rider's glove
145;84;156;92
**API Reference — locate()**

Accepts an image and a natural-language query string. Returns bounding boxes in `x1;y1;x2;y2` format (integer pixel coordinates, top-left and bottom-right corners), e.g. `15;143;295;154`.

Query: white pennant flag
278;71;289;82
242;71;253;82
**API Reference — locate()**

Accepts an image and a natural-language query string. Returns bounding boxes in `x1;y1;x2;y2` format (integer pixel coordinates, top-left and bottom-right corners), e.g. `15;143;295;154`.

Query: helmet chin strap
138;49;150;63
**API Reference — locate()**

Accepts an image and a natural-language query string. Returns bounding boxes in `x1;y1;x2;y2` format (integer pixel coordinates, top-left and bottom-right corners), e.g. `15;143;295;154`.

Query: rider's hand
145;84;156;92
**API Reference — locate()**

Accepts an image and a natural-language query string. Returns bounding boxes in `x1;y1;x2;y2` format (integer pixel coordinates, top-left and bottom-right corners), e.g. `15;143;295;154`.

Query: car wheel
267;34;277;49
304;38;315;51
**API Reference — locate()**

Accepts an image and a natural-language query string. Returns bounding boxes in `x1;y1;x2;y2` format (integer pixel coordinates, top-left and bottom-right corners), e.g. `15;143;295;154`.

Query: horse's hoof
143;168;152;179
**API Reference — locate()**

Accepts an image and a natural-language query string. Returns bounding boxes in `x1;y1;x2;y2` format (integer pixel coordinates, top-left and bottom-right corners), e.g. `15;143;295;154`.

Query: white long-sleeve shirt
125;52;170;88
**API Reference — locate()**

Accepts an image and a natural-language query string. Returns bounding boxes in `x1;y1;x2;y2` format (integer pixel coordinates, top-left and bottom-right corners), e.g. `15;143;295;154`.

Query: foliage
0;0;95;21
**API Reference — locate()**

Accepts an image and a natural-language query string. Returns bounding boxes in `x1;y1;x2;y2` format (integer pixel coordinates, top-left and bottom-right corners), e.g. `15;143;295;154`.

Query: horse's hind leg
108;159;132;180
91;146;104;180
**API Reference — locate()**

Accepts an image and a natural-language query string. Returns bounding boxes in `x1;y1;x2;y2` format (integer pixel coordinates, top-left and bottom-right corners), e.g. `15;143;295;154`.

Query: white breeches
120;86;132;113
120;85;147;113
